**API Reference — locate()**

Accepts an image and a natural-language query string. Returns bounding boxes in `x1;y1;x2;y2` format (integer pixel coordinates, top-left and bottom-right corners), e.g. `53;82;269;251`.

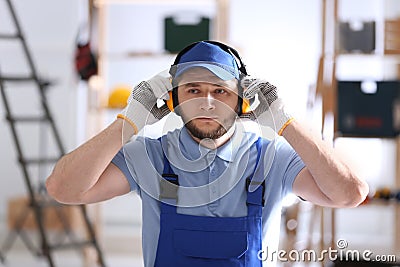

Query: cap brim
175;62;238;81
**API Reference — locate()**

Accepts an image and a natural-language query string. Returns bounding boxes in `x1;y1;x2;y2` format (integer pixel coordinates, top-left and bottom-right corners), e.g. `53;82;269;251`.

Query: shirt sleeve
111;148;140;193
276;137;306;197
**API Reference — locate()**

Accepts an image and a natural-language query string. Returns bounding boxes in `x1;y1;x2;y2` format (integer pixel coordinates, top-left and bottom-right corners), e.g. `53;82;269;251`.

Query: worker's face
176;68;239;140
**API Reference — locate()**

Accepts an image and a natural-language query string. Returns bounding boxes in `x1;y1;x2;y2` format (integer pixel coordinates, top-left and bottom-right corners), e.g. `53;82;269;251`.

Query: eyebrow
181;82;231;88
182;83;201;88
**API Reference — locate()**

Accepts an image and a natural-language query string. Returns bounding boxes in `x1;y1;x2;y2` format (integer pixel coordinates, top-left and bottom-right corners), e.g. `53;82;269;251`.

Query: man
46;41;368;266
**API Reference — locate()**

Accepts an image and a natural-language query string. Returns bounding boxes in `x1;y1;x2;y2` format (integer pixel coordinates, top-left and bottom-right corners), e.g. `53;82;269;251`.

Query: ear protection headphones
165;40;251;115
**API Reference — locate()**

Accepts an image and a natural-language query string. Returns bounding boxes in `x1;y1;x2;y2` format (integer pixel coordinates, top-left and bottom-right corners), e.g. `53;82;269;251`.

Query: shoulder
124;128;181;152
250;134;290;155
122;135;160;155
257;136;302;177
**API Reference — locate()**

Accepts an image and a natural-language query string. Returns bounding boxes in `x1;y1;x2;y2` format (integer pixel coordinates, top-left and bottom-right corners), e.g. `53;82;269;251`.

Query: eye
215;88;226;94
187;88;200;94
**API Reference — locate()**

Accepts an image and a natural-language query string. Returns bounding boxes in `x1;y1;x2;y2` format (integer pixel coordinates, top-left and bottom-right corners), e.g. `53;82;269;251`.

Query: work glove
117;73;172;134
239;77;294;135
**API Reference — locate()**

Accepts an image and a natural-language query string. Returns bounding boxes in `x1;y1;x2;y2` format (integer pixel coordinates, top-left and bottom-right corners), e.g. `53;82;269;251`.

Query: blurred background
0;0;399;266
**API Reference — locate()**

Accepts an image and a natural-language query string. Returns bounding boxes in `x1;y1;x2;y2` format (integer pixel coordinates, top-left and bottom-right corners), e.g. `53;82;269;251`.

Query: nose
199;93;215;111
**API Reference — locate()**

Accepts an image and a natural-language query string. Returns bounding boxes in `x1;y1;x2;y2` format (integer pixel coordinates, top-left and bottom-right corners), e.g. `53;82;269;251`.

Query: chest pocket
174;229;248;259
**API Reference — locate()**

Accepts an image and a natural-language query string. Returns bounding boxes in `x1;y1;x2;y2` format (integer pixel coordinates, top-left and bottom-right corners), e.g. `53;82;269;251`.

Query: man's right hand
117;73;172;134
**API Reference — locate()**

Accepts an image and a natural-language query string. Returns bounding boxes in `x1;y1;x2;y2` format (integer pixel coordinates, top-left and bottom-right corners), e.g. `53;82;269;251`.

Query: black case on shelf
337;80;400;137
338;21;376;53
164;16;210;53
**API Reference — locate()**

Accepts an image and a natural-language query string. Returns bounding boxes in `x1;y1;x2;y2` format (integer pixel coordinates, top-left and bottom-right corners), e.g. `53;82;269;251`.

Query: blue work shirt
112;124;305;266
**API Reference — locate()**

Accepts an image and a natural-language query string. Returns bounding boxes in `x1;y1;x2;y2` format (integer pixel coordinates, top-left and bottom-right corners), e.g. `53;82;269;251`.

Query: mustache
183;115;223;124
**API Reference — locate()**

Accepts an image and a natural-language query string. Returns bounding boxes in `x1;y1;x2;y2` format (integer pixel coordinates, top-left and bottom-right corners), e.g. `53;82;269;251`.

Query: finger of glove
240;77;257;89
242;79;269;99
254;82;278;106
263;86;278;106
130;81;158;111
241;77;257;98
239;111;256;120
150;103;171;120
253;99;270;117
148;76;172;100
247;81;278;106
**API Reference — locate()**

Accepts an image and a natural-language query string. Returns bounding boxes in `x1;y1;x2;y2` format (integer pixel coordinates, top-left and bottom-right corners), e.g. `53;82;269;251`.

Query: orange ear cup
241;98;251;114
166;91;174;112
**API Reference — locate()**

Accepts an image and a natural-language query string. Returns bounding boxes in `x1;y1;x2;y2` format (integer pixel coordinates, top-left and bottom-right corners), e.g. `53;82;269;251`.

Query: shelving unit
314;0;400;258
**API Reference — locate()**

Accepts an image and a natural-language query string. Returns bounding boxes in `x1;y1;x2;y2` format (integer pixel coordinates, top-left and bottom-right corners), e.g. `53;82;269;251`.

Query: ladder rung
35;199;64;208
0;76;52;87
0;33;21;39
23;196;71;208
51;240;94;250
20;157;59;165
6;115;48;123
1;76;35;82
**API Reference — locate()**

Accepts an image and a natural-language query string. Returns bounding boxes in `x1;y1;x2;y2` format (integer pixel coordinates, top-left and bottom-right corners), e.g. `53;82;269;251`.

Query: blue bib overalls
154;137;266;267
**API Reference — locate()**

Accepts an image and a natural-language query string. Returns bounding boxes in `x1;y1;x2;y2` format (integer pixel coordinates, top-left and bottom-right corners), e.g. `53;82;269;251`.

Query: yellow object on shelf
107;85;131;109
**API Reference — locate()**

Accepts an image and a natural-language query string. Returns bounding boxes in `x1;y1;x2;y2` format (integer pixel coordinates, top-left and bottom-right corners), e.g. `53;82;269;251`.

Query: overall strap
158;137;179;213
246;137;266;213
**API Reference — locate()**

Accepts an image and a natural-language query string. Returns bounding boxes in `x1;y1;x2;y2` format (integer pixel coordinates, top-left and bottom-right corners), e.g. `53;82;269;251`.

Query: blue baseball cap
173;41;240;81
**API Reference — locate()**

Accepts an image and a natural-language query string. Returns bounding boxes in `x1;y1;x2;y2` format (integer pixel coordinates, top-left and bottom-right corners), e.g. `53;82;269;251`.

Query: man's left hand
239;77;293;135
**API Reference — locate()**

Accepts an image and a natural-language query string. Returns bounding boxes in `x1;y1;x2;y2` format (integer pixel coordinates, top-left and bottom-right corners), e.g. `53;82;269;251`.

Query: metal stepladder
0;0;106;266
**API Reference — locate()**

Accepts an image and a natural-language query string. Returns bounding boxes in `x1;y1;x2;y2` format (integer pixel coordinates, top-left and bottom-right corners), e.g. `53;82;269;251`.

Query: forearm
281;120;369;206
46;119;134;202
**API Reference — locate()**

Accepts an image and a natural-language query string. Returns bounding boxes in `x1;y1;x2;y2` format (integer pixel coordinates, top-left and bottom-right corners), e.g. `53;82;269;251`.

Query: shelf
336;53;400;59
97;52;177;61
364;199;400;207
94;0;215;6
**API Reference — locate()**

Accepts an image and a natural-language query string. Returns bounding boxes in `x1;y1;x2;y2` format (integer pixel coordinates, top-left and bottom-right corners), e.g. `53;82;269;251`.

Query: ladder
0;0;106;266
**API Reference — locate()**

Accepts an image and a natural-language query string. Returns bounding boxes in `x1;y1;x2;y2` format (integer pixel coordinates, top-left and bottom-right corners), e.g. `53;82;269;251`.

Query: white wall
229;0;321;118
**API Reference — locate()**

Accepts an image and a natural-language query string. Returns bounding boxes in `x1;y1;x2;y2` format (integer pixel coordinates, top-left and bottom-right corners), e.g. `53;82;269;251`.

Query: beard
184;115;236;140
179;100;240;140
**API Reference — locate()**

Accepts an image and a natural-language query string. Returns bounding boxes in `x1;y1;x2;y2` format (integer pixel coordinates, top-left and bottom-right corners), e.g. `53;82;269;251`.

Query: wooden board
7;196;83;231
